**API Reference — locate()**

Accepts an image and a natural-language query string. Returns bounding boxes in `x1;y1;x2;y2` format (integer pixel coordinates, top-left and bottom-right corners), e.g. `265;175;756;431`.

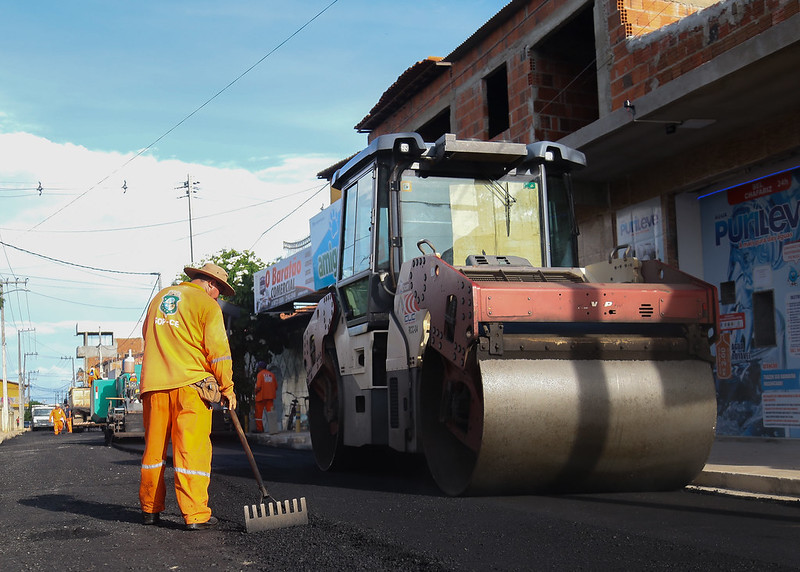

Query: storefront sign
310;201;341;290
254;248;315;312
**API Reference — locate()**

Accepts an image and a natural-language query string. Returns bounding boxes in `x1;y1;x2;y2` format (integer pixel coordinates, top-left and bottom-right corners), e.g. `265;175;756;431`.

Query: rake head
244;496;308;533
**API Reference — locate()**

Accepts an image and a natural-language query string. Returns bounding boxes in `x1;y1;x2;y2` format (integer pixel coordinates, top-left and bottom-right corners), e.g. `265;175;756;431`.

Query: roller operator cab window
398;170;551;267
340;168;375;320
546;171;578;267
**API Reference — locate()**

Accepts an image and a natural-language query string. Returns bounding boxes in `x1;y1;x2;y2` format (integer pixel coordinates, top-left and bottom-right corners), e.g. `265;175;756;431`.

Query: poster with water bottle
700;166;800;438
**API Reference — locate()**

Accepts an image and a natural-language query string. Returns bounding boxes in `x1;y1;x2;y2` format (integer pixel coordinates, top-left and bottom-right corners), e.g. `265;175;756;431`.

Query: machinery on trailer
68;386;92;426
70;352;144;442
103;354;144;443
302;133;718;496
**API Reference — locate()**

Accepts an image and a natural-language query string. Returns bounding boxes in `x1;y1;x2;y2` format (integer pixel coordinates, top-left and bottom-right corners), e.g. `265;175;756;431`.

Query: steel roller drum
431;359;717;496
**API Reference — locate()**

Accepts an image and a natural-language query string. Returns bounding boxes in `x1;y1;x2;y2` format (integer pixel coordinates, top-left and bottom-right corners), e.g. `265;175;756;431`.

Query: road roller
303;133;718;496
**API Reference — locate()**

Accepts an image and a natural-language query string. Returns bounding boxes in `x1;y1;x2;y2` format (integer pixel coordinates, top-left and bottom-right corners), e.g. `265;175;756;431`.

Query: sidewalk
0;429;26;444
248;428;311;450
691;436;800;500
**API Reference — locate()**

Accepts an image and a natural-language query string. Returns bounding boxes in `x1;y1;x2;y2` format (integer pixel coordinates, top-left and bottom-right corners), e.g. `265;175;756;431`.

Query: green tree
25;400;44;422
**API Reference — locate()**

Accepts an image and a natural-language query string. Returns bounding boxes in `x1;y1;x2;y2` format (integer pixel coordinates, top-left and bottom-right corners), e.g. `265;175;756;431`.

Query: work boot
185;516;218;531
142;512;161;525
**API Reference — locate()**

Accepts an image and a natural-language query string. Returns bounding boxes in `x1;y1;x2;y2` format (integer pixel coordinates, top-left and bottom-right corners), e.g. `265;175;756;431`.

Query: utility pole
61;355;75;387
17;328;34;428
1;279;28;432
176;174;200;264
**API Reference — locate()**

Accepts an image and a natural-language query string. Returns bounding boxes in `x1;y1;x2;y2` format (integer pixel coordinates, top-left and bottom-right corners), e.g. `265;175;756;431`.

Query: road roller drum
421;356;717;496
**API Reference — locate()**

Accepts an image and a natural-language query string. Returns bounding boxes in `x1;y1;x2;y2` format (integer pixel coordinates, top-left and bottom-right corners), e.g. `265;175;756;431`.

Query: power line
27;290;146;310
250;181;328;249
124;276;162;341
28;0;340;231
0;240;160;276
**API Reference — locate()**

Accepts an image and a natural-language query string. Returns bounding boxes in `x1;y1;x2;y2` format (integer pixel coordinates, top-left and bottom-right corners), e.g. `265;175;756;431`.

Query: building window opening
531;7;599;141
418;107;451;142
485;64;509;139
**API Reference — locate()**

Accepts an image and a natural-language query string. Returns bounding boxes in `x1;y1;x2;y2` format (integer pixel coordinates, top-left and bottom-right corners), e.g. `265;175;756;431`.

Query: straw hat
184;262;235;297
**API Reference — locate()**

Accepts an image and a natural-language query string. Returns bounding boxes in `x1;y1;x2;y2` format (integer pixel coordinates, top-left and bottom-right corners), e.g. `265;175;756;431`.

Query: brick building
349;0;800;438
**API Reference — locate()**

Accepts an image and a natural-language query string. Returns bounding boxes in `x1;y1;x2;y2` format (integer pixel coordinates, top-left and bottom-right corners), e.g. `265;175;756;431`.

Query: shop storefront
696;165;800;438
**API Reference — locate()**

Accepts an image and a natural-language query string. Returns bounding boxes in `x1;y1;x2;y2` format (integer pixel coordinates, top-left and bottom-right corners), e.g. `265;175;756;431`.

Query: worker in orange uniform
138;262;237;531
254;361;277;432
49;405;66;435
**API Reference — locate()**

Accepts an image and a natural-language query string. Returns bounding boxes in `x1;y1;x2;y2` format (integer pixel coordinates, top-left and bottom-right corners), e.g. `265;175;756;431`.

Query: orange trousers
254;399;274;432
139;385;213;525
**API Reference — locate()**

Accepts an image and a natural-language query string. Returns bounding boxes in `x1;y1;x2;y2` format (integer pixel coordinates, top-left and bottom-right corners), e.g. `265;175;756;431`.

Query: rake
229;409;308;532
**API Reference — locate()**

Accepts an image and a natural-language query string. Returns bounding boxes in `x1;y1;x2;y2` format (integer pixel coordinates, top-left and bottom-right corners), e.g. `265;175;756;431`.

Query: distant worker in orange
139;262;237;531
254;361;277;432
49;405;66;435
87;367;100;384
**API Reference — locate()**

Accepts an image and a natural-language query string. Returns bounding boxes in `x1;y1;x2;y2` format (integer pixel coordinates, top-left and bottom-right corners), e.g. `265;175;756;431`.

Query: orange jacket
255;369;277;401
140;282;233;396
49;407;66;424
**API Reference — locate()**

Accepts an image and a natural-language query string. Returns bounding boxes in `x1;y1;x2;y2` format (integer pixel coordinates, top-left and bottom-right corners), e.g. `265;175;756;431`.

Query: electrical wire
27;290;146;310
0;240;160;276
0;183;324;234
249;181;328;249
124;276;162;340
28;0;340;232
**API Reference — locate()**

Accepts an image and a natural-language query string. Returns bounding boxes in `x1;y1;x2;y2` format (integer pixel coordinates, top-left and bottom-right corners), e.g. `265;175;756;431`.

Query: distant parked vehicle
31;405;55;430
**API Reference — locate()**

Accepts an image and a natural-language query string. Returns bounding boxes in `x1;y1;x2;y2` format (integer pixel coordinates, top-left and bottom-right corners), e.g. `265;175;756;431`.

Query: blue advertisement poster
700;167;800;438
310;201;341;290
615;196;665;260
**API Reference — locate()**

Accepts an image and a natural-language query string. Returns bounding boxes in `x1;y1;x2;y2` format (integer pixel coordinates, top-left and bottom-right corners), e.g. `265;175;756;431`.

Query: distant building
0;380;25;428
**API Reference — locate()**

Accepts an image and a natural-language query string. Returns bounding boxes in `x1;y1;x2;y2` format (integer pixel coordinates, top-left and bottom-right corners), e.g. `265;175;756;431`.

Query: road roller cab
303;133;718;496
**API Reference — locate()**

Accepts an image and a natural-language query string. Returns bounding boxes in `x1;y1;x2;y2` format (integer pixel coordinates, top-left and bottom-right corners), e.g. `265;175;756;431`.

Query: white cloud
0;131;338;400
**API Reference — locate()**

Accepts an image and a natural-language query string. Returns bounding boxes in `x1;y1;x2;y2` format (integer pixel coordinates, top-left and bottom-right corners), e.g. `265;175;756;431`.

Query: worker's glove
222;390;237;411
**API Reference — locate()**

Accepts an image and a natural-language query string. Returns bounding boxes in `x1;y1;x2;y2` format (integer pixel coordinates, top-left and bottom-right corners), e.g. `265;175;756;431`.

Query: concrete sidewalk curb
247;431;312;450
0;430;26;445
694;469;800;498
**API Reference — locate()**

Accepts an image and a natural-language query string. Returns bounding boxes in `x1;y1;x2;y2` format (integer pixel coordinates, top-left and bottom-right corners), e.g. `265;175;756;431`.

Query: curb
694;469;800;498
247;431;312;451
0;430;25;445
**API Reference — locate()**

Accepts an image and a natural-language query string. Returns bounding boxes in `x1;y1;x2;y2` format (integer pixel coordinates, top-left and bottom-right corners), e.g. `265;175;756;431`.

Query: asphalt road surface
1;429;798;571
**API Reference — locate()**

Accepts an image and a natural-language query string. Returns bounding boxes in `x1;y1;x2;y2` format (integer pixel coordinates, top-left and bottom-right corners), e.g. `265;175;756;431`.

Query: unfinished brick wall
367;0;797;143
368;0;576;144
615;0;701;38
609;0;800;110
531;52;598;141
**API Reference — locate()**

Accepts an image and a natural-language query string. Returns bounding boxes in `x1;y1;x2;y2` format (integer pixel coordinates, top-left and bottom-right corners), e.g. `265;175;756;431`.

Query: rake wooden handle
230;409;270;500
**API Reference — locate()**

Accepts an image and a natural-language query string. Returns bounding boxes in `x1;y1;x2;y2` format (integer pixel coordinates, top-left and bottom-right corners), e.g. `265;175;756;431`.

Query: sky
0;0;504;403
